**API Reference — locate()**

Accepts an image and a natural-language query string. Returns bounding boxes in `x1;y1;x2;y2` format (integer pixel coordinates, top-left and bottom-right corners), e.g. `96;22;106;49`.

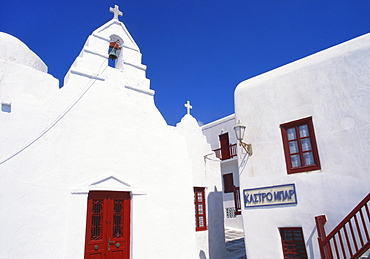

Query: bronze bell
109;48;118;60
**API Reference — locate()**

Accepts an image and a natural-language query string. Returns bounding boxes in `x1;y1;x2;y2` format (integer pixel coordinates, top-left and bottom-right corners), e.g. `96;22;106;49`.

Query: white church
0;5;226;259
1;4;369;259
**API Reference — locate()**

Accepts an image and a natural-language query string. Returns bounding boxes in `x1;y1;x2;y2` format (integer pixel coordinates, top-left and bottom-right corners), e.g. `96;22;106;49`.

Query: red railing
213;143;237;161
315;193;370;259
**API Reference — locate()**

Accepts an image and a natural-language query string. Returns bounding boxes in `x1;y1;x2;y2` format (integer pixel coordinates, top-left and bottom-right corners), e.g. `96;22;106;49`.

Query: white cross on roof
110;5;123;20
184;100;193;115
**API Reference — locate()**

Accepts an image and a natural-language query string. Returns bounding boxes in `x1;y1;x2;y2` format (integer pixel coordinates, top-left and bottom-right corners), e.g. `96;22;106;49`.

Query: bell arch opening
108;35;124;68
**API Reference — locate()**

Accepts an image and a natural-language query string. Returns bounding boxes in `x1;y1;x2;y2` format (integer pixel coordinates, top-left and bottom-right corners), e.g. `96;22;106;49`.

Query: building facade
0;6;225;259
234;33;370;258
2;4;369;259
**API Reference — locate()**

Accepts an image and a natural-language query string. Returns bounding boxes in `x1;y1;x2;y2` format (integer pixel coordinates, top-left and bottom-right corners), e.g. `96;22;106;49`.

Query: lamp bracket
239;141;253;156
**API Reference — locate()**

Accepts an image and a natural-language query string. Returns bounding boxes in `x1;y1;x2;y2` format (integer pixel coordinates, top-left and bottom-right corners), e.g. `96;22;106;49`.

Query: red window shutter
194;187;207;231
279;227;308;259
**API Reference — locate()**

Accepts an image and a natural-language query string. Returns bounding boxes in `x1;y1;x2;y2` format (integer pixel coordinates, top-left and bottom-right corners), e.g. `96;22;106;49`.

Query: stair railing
315;193;370;259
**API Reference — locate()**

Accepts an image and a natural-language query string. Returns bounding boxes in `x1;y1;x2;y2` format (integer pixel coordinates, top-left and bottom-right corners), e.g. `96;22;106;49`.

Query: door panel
112;251;124;259
219;133;231;160
89;254;103;259
85;191;130;259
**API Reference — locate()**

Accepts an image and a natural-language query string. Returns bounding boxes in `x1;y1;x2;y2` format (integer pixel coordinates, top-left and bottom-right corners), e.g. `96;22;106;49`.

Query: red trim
213;143;237;161
84;191;130;259
315;193;370;259
194;187;207;231
280;117;321;174
279;227;308;259
219;133;232;160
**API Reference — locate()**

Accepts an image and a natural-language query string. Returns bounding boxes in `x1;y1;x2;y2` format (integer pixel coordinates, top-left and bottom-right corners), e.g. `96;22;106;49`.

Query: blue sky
1;1;369;125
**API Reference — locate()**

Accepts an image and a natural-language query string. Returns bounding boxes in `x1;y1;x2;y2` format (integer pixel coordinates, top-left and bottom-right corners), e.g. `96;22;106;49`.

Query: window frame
280;117;321;174
194;187;207;231
1;102;11;113
279;227;308;259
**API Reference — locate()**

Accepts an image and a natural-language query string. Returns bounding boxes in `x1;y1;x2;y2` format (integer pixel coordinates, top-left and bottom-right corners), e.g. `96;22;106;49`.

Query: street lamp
233;120;253;156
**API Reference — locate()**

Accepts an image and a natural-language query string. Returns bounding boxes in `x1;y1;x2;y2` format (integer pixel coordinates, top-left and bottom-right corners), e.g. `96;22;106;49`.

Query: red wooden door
219;133;231;160
84;191;130;259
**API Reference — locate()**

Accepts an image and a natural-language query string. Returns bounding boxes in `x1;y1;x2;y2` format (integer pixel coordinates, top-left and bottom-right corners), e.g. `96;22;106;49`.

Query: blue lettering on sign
244;190;296;204
261;193;267;202
266;192;273;201
254;193;261;202
250;193;254;203
274;191;282;201
283;190;289;201
243;184;297;208
245;193;249;204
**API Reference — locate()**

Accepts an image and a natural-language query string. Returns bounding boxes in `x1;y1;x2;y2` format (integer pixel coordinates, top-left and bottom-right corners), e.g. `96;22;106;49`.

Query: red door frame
84;191;130;259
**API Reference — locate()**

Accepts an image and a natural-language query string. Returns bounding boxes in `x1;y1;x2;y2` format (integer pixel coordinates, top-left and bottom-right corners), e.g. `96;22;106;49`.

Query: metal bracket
240;141;253;156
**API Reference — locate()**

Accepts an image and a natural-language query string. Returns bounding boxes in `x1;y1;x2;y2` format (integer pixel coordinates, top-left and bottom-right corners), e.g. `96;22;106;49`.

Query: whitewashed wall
234;33;370;258
0;17;208;259
176;114;226;259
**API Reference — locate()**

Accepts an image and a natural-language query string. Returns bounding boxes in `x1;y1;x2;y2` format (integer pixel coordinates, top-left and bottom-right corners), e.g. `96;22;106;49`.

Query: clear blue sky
1;1;369;125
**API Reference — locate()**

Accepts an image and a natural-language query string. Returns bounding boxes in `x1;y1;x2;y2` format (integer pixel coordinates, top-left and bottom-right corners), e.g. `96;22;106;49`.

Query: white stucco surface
234;33;370;258
176;114;226;259
0;11;224;259
0;32;47;72
0;32;59;164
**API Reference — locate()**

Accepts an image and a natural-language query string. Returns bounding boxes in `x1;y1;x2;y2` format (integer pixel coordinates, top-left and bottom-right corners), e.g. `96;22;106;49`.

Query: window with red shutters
279;227;308;259
194;187;207;231
280;117;321;174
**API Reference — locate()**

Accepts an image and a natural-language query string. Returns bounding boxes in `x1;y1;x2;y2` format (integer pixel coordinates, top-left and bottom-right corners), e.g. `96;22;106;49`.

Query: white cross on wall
110;5;123;20
184;101;192;115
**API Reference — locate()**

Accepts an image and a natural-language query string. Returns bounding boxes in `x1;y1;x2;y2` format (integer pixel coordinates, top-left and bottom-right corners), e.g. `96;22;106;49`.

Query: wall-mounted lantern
233;120;253;156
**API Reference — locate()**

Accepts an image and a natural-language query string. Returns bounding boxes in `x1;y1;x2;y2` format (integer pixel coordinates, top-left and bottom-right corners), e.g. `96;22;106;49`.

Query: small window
1;102;11;113
280;117;321;174
225;207;236;218
223;173;234;193
194;187;207;231
279;227;308;259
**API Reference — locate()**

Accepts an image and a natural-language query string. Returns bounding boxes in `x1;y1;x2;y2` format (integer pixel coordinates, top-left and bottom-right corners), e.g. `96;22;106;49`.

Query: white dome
0;32;47;73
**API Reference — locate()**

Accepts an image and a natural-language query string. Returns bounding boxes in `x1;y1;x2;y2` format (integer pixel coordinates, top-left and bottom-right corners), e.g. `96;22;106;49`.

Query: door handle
108;238;115;250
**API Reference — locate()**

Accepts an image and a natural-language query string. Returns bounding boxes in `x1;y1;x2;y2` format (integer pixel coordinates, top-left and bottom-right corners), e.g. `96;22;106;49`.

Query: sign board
243;184;297;208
